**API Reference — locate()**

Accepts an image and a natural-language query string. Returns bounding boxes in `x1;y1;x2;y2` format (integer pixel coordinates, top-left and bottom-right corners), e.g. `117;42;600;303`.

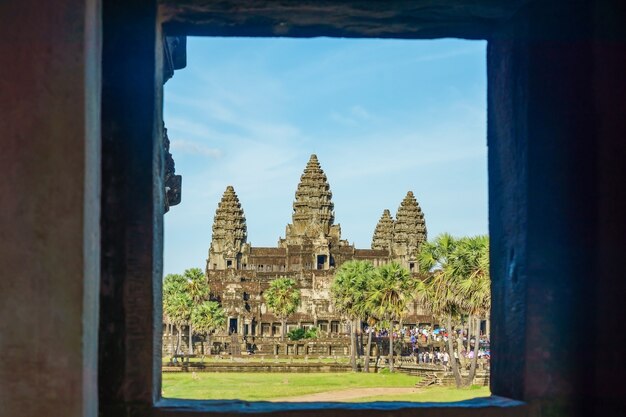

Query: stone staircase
415;372;442;388
229;334;241;356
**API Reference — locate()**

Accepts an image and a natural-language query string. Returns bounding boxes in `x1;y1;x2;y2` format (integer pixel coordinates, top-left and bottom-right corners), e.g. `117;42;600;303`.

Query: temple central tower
282;154;342;246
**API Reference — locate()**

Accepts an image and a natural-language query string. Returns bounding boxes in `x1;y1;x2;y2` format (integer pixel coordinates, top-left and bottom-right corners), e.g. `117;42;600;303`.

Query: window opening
162;36;488;403
317;255;327;270
229;318;238;334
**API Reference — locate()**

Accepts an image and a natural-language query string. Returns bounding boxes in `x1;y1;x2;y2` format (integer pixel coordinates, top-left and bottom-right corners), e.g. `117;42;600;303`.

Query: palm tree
417;234;464;387
264;277;301;341
191;301;226;358
330;260;375;371
165;292;192;356
163;273;187;358
183;268;209;355
417;234;491;388
365;262;413;372
453;235;490;386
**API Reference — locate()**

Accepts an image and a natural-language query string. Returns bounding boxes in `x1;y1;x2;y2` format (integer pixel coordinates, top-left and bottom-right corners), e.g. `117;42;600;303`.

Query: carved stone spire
284;154;341;244
208;186;247;269
163;125;182;213
372;209;394;251
393;191;427;257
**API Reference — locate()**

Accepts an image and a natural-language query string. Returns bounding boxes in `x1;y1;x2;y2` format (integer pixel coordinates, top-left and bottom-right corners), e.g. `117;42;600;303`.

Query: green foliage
287;327;318;341
163;269;212;328
330;260;375;320
191;301;226;336
164;274;186;301
417;234;490;319
183;267;210;305
166;291;192;327
416;234;490;386
451;235;490;317
366;262;414;322
164;273;191;325
264;277;301;320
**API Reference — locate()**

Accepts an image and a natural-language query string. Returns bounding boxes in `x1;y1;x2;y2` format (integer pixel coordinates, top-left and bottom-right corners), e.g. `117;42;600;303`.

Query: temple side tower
207;186;248;270
393;191;427;270
283;154;342;246
371;209;394;251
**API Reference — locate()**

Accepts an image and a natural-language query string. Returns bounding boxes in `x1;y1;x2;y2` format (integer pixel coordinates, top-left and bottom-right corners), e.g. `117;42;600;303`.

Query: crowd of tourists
364;324;491;369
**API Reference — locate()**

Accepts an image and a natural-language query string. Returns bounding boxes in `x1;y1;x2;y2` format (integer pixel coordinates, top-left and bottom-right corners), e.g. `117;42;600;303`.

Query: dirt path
271;387;421;402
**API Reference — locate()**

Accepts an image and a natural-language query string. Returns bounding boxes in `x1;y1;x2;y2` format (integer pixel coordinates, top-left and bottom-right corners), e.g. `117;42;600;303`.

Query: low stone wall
163;361;355;373
163;334;447;358
162;360;490;386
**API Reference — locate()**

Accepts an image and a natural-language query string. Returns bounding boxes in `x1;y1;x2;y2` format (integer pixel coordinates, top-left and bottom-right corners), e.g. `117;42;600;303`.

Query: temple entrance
229;318;238;334
317;255;327;270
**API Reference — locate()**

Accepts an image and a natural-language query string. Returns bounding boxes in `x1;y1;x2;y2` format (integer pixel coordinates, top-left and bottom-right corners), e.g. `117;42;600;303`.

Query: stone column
0;1;101;415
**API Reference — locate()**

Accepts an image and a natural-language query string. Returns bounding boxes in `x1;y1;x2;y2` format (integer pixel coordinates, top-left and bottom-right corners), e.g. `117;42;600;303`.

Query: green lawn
162;372;489;402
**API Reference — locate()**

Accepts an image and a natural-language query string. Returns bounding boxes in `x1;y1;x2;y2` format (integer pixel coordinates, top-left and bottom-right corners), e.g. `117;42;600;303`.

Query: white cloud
330;105;375;126
170;139;222;158
350;105;371;120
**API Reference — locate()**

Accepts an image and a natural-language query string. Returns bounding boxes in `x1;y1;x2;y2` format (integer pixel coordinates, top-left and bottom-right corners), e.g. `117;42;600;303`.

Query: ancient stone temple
205;154;429;352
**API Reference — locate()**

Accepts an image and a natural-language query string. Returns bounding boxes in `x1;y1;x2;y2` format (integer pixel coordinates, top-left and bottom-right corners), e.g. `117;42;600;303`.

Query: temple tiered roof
371;209;394;251
285;154;339;243
393;191;427;252
211;185;247;254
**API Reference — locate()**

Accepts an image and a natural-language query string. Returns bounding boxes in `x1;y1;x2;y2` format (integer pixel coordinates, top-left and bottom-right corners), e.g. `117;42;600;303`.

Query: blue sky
163;37;487;276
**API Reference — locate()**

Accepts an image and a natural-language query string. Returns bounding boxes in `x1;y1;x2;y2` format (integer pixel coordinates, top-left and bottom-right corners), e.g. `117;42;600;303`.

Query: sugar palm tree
165;292;192;356
163;273;187;357
191;301;226;357
265;277;301;341
418;234;491;388
452;235;490;386
365;262;413;372
417;234;464;387
330;260;375;371
183;268;209;355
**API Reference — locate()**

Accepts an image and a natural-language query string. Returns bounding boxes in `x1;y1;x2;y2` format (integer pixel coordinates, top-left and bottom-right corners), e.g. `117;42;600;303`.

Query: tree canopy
265;277;301;321
191;300;226;336
330;260;376;371
417;234;490;319
366;262;414;324
330;260;375;320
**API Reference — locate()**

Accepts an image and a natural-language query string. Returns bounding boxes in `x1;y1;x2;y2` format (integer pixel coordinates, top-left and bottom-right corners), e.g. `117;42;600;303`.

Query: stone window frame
99;0;540;416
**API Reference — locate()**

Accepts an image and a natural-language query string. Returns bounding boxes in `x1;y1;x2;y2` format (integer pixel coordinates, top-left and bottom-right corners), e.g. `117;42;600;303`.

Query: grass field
162;372;490;402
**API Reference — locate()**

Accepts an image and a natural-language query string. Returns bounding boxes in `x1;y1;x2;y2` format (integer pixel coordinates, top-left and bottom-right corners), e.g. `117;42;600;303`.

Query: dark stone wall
0;0;101;415
160;0;529;39
589;1;626;415
488;1;626;416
